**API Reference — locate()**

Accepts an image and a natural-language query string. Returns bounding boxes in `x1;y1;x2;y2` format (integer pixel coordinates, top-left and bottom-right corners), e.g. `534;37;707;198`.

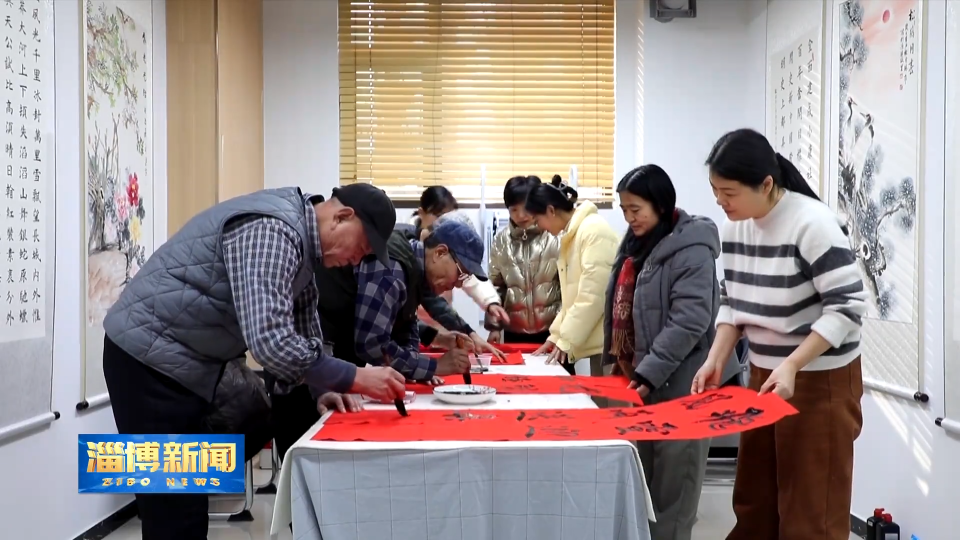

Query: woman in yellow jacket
525;175;619;374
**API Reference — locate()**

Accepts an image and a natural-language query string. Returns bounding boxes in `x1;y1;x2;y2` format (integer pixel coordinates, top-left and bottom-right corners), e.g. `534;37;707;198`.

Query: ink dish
433;385;496;405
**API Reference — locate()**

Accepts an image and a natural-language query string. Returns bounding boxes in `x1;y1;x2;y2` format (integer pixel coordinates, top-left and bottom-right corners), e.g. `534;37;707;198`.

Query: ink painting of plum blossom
81;0;153;399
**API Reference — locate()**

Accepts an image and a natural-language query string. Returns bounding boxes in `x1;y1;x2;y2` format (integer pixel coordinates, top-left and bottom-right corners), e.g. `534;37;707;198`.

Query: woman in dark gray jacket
601;164;736;540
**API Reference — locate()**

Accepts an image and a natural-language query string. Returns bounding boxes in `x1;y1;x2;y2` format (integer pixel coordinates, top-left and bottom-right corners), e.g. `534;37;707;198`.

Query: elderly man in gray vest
100;184;406;540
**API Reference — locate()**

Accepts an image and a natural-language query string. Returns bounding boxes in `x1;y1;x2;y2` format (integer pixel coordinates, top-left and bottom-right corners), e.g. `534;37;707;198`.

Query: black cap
331;184;396;265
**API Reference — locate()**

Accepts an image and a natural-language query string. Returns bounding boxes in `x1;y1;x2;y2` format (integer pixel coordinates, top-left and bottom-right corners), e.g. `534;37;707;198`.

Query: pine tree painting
836;0;920;322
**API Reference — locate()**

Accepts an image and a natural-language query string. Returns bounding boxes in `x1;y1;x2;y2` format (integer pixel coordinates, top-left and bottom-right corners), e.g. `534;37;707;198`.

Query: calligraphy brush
382;354;409;416
456;335;473;385
394;397;408;417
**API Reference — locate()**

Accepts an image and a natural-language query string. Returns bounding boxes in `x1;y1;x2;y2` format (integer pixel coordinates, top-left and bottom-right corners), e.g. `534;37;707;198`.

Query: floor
102;462;857;540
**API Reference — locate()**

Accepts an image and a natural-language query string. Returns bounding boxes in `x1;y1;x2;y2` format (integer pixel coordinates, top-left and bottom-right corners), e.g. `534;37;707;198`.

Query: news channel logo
78;434;245;494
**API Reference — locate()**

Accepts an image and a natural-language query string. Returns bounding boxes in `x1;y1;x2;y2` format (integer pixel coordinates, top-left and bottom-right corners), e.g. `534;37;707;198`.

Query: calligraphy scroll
768;26;822;194
0;0;57;433
407;374;644;405
1;0;52;343
312;387;799;442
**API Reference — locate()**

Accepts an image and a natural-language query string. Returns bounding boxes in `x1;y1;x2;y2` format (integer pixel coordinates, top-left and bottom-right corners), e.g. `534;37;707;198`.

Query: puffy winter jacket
487;222;561;334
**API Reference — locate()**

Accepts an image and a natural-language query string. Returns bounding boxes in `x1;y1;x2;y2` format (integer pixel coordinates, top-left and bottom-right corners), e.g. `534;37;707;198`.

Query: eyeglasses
451;255;469;285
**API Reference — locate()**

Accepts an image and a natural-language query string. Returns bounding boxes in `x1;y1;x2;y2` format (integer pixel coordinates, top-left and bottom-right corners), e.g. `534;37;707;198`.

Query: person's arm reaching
488;230;508;299
462;276;500;311
483;231;511;333
222;216;356;395
421;287;474;334
292;286;335;399
785;213;869;371
354;259;438;381
709;278;743;367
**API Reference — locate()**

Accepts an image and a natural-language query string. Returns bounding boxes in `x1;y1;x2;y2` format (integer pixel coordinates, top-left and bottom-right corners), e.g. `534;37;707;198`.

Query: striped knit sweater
716;191;868;371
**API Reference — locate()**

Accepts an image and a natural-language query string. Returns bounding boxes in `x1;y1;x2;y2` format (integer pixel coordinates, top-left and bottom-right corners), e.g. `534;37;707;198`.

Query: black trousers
502;329;551;344
102;336;211;540
270;383;321;461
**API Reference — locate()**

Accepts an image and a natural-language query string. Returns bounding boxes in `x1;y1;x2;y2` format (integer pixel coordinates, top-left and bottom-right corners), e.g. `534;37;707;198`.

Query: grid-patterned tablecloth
270;357;654;540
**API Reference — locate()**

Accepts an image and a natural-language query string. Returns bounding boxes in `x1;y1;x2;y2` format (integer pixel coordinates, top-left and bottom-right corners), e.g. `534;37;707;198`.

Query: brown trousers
727;358;863;540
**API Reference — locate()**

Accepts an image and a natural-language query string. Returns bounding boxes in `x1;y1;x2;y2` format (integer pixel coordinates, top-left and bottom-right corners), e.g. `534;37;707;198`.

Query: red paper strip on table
496;343;542;354
312;387;799;443
498;352;525;365
420;343;542;355
406;374;643;405
421;351;526;365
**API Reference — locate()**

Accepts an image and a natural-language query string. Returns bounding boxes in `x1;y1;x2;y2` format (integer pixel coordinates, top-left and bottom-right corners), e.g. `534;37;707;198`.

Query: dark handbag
202;359;272;443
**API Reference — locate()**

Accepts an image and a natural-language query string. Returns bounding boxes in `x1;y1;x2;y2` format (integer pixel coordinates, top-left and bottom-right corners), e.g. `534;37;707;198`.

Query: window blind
338;0;615;204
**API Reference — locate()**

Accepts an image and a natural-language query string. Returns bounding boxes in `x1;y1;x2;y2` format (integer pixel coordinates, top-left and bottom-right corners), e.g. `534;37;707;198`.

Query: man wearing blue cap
349;217;488;382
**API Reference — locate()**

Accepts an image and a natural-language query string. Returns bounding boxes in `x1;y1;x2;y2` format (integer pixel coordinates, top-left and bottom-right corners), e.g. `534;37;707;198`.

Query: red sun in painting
882;9;891;23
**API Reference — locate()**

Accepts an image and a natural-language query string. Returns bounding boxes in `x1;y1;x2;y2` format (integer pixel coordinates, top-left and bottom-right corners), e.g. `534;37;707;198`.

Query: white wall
641;0;766;229
0;1;167;538
263;0;339;194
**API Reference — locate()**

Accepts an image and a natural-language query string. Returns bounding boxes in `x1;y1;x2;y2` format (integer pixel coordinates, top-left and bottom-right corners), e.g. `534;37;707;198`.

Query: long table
270;355;655;540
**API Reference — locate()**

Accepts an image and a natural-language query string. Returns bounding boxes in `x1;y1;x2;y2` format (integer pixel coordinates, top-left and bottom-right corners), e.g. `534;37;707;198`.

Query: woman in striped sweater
692;128;868;540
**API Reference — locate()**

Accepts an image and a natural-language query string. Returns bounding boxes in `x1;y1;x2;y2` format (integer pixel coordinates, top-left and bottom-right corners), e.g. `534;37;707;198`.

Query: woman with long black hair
602;164;730;540
692;128;867;540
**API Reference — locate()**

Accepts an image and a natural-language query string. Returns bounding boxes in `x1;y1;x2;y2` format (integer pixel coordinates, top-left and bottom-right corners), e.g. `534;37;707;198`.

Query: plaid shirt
221;199;357;395
354;240;437;381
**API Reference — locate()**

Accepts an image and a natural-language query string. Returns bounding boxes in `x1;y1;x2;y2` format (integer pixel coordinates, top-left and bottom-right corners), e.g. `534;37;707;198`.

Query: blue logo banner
78;434;245;494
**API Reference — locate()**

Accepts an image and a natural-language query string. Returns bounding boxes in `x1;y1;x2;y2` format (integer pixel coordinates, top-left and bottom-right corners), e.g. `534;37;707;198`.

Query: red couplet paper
420;343;540;356
313;386;799;443
406;374;644;405
421;351;525;365
498;352;526;365
496;343;542;354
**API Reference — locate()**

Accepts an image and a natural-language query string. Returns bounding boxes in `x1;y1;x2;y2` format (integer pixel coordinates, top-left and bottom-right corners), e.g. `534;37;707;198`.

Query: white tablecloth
270;355;655;540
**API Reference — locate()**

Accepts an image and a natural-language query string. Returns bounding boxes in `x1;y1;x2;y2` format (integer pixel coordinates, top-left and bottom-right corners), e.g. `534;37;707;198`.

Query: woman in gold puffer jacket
486;176;562;344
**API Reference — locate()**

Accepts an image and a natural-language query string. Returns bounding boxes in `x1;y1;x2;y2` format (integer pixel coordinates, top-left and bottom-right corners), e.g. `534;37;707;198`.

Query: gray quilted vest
103;187;320;402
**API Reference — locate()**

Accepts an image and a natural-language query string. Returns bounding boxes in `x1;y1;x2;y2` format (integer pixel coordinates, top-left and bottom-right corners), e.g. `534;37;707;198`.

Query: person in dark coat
601;165;738;540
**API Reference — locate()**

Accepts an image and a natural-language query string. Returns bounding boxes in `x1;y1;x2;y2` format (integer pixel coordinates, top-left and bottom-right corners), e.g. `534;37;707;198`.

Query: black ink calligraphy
0;0;46;339
604;408;653;419
679;392;733;411
616;421;679;437
442;411;497;422
520;411;571;422
771;32;819;194
696;408;764;431
524;426;581;439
